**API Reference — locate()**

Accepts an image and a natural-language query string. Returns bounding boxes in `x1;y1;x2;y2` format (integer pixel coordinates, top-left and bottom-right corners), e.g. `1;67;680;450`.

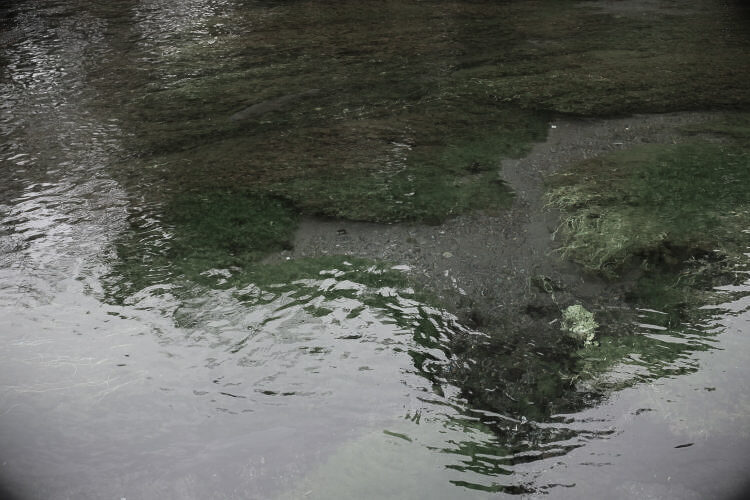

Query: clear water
1;1;749;499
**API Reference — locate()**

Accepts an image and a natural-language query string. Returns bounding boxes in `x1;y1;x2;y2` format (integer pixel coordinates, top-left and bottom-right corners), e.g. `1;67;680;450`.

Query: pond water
1;0;749;499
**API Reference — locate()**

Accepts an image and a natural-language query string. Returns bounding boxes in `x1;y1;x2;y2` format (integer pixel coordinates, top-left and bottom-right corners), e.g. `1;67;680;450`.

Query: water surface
1;0;749;498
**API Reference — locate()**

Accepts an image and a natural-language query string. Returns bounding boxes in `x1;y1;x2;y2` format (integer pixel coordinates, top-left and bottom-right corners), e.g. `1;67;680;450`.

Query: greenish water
1;0;750;499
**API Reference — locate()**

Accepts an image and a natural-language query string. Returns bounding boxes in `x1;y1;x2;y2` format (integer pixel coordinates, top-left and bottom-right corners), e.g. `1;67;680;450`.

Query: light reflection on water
1;0;749;499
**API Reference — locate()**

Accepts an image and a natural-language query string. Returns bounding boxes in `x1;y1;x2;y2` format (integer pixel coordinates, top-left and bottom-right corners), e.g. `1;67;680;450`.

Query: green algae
561;304;598;346
103;189;298;301
546;143;750;277
91;0;750;453
99;0;547;224
470;1;750;116
265;122;529;223
256;256;408;286
122;91;542;223
541;133;750;396
104;192;437;321
166;190;297;260
91;0;750;225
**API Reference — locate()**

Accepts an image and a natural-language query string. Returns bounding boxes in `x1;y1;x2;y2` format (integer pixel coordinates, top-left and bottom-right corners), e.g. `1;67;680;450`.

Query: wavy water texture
1;1;749;499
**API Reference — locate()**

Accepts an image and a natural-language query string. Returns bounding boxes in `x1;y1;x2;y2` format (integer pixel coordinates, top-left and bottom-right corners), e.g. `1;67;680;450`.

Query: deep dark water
1;0;750;498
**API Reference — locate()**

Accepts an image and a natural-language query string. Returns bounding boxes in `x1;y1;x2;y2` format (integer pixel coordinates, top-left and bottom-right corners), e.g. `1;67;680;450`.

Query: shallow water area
1;0;750;499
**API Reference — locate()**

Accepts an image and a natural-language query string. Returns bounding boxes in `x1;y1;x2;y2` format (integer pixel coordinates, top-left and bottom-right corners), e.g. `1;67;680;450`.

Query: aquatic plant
561;304;598;346
103;189;298;301
166;189;298;260
93;0;750;225
470;1;750;115
95;0;750;462
541;137;750;395
546;143;750;278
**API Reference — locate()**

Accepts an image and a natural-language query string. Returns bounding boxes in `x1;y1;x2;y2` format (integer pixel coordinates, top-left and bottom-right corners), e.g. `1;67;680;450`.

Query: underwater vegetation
3;0;750;496
561;304;598;346
469;0;750;116
546;141;750;313
167;190;298;262
96;0;750;447
92;0;750;225
546;142;750;277
103;190;298;300
539;117;750;398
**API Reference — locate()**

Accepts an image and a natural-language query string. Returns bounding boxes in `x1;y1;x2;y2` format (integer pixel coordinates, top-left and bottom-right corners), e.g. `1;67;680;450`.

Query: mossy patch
546;142;750;277
561;304;598;346
165;190;297;261
470;1;750;115
92;0;750;225
103;190;298;301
